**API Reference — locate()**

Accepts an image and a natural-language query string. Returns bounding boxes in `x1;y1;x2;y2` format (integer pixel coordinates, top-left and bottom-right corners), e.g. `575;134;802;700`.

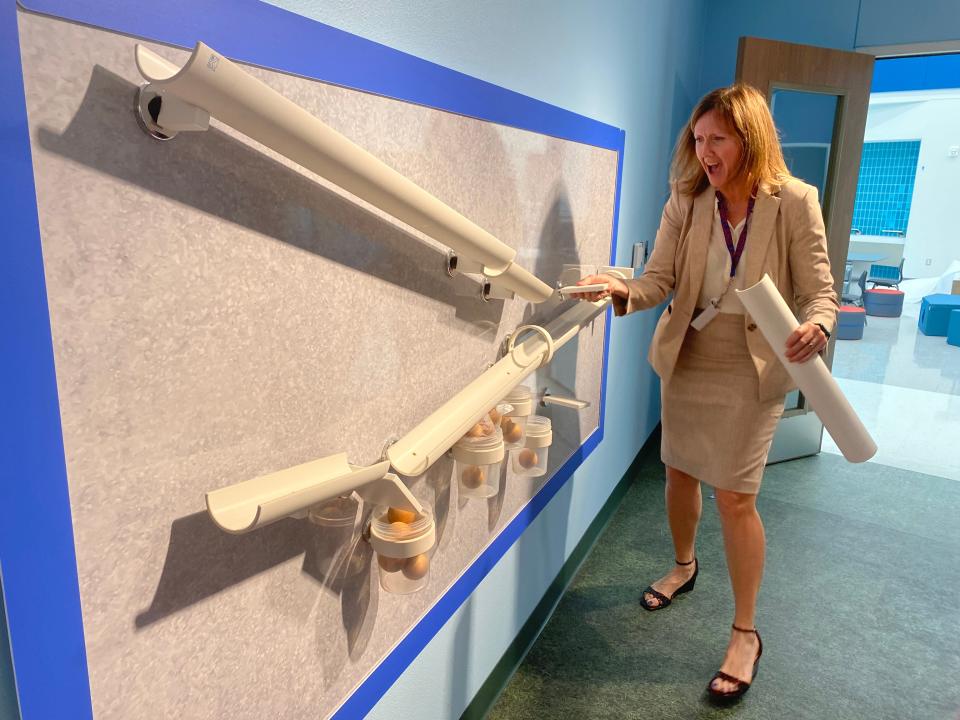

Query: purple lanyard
716;191;756;278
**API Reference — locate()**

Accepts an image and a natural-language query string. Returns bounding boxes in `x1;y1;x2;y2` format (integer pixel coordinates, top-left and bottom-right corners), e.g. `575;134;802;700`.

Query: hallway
488;442;960;719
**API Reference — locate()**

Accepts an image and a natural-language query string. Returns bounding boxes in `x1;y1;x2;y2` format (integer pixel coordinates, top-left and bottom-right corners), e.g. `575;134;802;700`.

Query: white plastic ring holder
507;324;555;368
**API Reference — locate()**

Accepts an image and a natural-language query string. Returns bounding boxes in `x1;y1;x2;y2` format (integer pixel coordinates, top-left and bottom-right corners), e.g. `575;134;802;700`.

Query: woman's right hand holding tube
574;274;629;303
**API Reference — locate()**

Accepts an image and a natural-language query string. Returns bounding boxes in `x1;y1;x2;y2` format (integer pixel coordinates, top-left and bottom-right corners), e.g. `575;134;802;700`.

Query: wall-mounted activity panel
5;3;623;719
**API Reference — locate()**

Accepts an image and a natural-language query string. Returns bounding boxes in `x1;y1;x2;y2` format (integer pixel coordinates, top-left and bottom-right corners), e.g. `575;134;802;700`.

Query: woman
577;83;838;701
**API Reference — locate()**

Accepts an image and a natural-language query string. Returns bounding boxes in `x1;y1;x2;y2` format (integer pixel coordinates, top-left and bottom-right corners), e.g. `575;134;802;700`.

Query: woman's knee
666;465;699;490
714;488;757;518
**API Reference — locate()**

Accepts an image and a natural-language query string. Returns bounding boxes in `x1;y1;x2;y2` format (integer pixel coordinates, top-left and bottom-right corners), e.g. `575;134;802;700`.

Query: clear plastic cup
502;386;534;449
308;496;359;529
306;496;364;584
511;415;552;477
452;427;505;499
487;402;513;429
369;504;435;594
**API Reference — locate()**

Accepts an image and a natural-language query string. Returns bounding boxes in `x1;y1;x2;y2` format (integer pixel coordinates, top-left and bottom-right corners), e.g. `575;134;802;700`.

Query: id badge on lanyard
690;301;720;331
691;191;756;331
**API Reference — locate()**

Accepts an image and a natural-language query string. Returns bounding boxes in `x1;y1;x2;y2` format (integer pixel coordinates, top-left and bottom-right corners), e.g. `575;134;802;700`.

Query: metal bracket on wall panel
496;336;511;361
134;85;175;141
540;389;590;410
135;84;209;141
481;280;515;302
446;251;483;278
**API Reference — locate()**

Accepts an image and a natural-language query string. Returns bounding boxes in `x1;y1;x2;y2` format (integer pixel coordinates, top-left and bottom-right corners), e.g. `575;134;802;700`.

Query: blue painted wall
698;0;960;99
857;0;960;47
698;0;862;95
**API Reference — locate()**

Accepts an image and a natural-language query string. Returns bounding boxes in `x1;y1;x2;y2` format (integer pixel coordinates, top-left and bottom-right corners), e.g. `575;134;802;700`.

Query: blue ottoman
864;288;905;317
836;305;866;340
919;294;960;336
948;310;960;348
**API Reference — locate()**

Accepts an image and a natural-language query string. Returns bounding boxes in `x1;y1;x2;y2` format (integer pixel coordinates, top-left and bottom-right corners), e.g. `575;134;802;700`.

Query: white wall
261;1;707;717
864;90;960;278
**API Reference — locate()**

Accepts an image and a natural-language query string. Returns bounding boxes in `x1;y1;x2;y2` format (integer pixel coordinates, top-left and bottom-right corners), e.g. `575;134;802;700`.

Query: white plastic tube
387;298;607;476
736;275;877;463
134;43;553;302
206;456;421;533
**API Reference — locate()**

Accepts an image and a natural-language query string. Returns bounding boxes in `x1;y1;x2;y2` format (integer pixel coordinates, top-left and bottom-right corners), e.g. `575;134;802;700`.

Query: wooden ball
387;507;417;524
504;422;523;443
402;553;430;580
389;521;411;537
461;465;485;489
465;423;486;437
377;554;405;573
518;448;539;469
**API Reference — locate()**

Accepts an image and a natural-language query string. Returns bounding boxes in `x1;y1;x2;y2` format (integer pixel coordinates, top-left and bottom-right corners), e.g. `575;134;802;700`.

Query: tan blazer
614;178;839;402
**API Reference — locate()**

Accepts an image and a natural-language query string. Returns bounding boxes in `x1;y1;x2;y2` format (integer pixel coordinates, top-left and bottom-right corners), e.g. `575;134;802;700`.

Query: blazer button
747;322;757;331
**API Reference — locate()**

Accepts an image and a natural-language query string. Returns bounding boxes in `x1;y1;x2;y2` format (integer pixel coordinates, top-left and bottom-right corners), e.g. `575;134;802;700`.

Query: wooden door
736;37;874;462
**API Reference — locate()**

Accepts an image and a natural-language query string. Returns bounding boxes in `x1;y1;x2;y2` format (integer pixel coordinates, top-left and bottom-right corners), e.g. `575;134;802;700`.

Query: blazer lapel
742;188;781;288
683;189;715;312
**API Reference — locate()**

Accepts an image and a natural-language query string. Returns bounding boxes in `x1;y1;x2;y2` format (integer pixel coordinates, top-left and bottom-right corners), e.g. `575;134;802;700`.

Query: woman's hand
785;321;828;363
573;274;629;303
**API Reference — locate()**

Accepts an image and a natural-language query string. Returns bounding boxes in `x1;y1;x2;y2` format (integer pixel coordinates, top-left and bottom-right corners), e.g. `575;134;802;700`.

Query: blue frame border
2;3;90;720
5;2;626;719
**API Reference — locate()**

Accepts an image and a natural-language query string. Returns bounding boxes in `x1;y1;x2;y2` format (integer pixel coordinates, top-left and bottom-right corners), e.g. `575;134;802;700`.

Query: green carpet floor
487;450;960;720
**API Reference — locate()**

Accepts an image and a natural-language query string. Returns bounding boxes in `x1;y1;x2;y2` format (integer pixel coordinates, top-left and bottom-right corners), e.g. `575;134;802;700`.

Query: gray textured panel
18;11;617;720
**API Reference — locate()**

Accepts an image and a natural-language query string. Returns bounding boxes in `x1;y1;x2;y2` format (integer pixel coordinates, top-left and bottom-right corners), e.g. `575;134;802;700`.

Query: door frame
736;36;875;461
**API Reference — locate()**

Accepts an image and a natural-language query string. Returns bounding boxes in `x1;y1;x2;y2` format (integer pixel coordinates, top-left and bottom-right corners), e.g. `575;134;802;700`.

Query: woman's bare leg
642;466;702;607
711;488;764;692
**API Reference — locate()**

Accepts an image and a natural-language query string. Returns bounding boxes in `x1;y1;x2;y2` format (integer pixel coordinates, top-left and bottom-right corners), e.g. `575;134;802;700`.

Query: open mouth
705;162;720;176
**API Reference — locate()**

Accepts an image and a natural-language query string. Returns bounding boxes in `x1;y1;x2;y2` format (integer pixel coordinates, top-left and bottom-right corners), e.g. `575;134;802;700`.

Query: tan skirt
661;312;785;495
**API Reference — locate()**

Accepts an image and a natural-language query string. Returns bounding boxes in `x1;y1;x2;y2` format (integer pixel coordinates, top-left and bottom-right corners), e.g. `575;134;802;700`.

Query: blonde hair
670;83;792;197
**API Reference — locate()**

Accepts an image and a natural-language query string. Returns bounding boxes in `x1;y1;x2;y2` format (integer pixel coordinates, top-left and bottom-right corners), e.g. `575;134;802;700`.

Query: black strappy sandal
639;558;698;611
706;624;763;702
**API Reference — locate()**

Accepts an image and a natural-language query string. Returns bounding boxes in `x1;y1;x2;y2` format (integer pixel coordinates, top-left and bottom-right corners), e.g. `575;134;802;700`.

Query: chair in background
840;263;857;304
866;258;905;289
840;262;854;302
848;270;868;306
